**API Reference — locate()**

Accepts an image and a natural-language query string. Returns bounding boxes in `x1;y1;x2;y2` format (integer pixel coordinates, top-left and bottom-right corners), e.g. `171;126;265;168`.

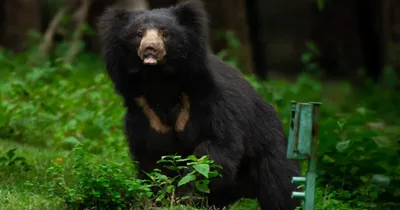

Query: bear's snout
137;29;166;65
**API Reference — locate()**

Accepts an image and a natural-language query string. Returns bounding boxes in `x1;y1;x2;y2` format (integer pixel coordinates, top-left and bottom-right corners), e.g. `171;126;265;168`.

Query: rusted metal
294;103;301;153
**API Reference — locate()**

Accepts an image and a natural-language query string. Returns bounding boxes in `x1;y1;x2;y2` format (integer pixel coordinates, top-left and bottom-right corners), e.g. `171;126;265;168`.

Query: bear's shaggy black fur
98;0;301;209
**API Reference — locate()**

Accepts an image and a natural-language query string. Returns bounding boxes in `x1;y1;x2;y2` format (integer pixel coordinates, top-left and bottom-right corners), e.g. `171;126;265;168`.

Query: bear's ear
97;7;144;41
173;0;208;37
97;7;130;41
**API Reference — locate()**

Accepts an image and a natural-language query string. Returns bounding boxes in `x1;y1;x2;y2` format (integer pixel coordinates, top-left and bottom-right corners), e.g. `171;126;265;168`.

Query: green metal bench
287;101;321;210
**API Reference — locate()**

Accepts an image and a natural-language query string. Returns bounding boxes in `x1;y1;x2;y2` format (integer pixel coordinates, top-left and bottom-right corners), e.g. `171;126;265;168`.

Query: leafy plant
43;146;222;209
301;41;323;78
0;148;30;171
143;155;222;208
215;30;245;72
45;147;152;210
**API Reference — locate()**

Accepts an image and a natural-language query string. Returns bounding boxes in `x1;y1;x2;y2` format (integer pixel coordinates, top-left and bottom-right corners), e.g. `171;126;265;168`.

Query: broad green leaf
195;180;210;193
178;173;196;187
166;185;175;194
371;174;391;186
193;164;210;178
186;155;198;162
64;136;80;145
335;140;350;153
208;171;220;178
92;189;101;198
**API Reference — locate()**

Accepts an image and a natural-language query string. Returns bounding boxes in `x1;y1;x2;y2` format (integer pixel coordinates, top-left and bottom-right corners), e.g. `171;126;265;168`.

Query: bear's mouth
143;55;157;65
143;48;159;65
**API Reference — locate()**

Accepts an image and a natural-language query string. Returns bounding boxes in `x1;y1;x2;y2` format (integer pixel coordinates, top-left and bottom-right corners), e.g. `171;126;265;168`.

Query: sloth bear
97;0;301;209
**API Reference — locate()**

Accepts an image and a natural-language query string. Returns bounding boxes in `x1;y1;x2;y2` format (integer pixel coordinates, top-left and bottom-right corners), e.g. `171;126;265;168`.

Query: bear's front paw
175;181;195;198
174;182;205;205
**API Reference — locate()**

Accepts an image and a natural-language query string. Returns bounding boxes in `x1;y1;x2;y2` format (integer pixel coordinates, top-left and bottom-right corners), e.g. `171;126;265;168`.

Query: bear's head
98;0;209;69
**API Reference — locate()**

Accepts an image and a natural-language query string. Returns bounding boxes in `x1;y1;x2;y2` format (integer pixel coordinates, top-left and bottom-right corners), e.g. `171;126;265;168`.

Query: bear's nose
143;43;161;52
143;47;157;57
137;29;167;63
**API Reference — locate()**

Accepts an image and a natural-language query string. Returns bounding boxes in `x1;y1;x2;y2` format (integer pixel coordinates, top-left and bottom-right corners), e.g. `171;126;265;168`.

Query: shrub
43;146;222;209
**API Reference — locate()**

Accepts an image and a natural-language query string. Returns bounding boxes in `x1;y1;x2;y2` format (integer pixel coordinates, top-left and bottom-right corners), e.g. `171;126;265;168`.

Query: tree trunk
383;0;400;70
310;0;363;79
246;0;268;79
356;0;385;82
3;0;43;52
0;1;4;47
204;0;254;74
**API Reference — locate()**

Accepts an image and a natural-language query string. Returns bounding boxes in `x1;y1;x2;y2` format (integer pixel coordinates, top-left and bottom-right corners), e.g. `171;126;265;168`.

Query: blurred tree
2;0;43;52
356;0;384;82
203;0;254;74
0;1;3;46
262;0;315;79
311;0;364;79
246;0;268;79
382;0;400;74
312;0;395;83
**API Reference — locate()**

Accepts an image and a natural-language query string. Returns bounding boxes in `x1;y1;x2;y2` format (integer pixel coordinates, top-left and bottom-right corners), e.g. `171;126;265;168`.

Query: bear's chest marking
135;97;171;133
175;93;190;132
135;93;190;134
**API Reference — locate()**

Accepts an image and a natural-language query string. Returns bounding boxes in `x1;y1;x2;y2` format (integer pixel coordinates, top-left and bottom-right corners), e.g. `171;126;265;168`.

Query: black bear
97;0;301;209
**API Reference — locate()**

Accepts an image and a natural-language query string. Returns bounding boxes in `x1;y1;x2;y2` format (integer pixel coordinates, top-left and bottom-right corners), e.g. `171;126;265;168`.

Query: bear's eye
162;31;169;38
136;31;143;38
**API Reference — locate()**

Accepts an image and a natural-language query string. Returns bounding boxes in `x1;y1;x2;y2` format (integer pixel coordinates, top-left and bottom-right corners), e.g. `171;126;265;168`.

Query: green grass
0;141;65;209
0;50;399;210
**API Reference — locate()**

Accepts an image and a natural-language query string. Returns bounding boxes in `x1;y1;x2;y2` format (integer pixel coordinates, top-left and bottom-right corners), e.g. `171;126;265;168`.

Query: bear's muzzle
137;29;167;65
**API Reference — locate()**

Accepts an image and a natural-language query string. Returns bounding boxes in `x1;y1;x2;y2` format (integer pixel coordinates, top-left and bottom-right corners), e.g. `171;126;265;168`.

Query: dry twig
63;0;92;63
29;6;68;64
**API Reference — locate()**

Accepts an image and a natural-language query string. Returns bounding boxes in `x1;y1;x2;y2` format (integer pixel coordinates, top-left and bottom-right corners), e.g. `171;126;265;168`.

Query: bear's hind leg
257;157;301;210
207;189;241;210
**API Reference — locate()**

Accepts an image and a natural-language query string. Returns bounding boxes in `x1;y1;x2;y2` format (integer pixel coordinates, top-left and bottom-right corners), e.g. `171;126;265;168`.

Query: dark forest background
1;0;399;82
